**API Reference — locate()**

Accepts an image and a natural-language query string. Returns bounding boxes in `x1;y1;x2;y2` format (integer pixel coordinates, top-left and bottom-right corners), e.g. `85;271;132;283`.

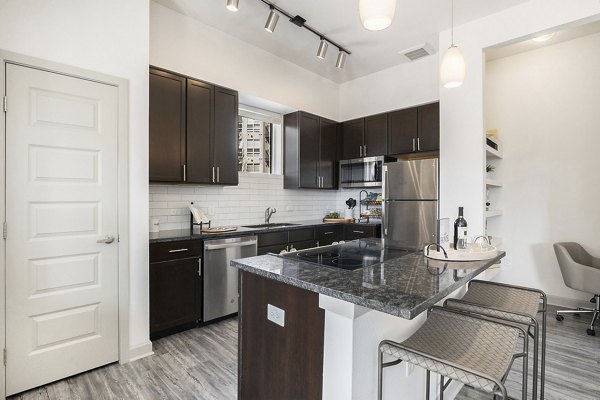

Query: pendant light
226;0;239;12
264;6;279;33
359;0;396;31
440;0;466;88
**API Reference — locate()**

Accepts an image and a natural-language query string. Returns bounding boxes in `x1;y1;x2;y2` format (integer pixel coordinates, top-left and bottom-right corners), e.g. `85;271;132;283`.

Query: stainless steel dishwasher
203;235;257;322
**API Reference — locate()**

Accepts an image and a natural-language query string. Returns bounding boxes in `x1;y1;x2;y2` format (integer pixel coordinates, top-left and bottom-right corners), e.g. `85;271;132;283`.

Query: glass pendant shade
440;45;465;88
359;0;396;31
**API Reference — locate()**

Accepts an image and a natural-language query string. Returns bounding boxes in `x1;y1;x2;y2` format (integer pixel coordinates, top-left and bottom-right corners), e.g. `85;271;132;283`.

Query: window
237;105;282;174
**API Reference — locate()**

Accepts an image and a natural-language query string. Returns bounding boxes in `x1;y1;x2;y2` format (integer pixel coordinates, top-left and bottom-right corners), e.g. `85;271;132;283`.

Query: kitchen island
232;239;504;400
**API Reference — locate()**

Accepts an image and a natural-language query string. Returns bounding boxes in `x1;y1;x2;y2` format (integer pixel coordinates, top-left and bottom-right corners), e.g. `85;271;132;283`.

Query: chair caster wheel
586;329;595;336
556;314;564;322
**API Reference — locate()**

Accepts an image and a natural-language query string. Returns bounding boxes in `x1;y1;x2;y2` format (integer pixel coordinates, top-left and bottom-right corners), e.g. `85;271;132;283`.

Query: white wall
150;1;340;121
150;173;341;230
0;0;151;353
485;32;600;301
339;56;439;121
438;0;600;299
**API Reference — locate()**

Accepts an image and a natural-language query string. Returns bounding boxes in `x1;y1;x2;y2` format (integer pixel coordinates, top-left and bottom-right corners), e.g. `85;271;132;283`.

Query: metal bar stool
378;306;528;400
444;280;547;400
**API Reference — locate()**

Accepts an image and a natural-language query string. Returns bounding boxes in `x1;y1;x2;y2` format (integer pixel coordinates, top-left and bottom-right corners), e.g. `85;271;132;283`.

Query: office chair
553;242;600;336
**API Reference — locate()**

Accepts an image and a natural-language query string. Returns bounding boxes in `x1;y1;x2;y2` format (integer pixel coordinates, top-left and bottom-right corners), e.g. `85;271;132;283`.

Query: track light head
336;51;347;69
264;8;279;33
316;39;328;59
226;0;239;12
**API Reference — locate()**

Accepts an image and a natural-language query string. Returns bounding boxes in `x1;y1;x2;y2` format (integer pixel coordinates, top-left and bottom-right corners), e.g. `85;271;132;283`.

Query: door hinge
3;221;6;240
3;348;6;366
3;96;6;113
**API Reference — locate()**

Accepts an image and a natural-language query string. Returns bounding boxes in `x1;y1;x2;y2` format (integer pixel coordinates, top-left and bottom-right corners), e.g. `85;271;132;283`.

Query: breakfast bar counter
232;239;505;400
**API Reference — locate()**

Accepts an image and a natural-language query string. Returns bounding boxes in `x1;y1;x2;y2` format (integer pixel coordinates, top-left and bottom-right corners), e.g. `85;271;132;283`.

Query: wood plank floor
9;305;599;400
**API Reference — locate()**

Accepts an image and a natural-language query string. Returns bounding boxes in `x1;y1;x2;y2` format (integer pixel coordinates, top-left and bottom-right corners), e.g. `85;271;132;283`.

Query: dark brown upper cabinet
213;86;239;185
364;113;388;157
417;102;440;152
342;114;388;159
388;102;439;155
284;111;339;190
149;69;186;182
149;66;239;185
341;118;364;160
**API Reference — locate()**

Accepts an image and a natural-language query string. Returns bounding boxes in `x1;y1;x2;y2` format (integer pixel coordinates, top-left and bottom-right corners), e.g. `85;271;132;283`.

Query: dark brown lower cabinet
315;224;343;246
343;224;382;241
239;271;324;400
150;241;202;340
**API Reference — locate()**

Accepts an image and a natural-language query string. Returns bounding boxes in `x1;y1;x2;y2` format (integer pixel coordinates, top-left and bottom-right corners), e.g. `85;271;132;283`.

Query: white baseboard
547;294;594;309
127;341;154;362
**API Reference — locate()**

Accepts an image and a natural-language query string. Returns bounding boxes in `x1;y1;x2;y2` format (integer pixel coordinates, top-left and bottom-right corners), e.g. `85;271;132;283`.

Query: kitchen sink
242;223;301;229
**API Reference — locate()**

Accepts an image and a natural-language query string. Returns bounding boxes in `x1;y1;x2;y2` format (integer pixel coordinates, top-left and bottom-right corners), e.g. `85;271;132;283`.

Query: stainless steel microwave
339;156;394;188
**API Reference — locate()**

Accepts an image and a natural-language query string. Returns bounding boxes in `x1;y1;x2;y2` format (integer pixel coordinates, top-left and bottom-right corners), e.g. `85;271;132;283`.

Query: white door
5;63;119;395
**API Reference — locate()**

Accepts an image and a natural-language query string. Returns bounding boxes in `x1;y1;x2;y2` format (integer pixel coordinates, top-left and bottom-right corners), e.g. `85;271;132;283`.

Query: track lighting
440;0;465;88
317;39;328;59
359;0;396;31
336;51;347;69
264;7;279;33
226;0;239;12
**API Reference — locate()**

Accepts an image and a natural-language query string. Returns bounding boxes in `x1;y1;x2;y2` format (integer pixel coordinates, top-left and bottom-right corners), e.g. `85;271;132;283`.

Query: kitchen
0;1;599;400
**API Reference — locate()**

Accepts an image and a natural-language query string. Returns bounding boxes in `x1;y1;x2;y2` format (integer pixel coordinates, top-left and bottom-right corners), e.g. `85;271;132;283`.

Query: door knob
97;235;115;244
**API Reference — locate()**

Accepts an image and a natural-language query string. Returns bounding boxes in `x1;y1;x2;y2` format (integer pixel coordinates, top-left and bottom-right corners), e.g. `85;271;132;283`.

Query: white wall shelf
486;178;503;187
486;146;503;159
485;210;503;218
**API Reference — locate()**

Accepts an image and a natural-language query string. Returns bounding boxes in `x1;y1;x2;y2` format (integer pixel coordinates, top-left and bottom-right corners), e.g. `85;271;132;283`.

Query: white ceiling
153;0;527;83
486;19;600;61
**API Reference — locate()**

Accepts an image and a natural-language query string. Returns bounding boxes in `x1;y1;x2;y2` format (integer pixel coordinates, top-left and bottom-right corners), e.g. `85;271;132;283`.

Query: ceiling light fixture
359;0;396;31
532;33;555;42
226;0;239;12
264;7;279;33
336;50;347;69
440;0;466;89
257;0;351;69
317;39;329;59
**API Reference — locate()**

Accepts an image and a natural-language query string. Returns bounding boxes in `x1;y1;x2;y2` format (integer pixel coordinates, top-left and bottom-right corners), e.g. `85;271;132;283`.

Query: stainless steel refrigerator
382;158;439;250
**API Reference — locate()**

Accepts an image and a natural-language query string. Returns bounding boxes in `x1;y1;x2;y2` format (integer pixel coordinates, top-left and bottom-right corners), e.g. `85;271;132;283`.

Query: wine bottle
453;207;468;249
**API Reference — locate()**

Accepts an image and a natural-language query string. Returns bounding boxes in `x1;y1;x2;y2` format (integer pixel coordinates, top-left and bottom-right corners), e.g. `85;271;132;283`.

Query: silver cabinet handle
359;145;363;157
217;166;220;182
324;232;334;235
97;235;115;244
168;248;188;253
205;240;257;251
212;166;215;183
198;259;202;277
183;164;187;182
412;138;416;152
417;137;421;151
353;230;365;234
363;145;367;156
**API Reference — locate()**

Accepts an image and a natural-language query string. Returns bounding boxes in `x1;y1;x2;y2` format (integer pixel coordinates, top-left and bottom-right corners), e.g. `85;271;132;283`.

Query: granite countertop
149;219;382;243
231;245;505;320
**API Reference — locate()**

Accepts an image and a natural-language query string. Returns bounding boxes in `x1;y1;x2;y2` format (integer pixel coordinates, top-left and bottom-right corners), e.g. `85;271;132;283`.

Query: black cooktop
280;239;410;270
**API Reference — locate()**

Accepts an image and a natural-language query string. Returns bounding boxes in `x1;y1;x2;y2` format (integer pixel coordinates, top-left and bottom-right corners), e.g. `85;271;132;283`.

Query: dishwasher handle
205;239;258;251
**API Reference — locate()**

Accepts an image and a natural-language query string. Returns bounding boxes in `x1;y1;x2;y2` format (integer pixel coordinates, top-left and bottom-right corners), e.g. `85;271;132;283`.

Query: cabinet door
149;68;186;182
213;86;239;185
418;102;440;152
150;257;201;337
388;107;418;155
319;118;338;189
343;224;381;241
298;112;320;188
315;225;343;246
186;79;213;183
341;118;364;160
364;114;388;157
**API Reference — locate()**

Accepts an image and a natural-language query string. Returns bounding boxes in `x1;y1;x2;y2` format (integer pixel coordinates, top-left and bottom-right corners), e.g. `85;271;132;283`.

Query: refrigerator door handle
383;168;389;235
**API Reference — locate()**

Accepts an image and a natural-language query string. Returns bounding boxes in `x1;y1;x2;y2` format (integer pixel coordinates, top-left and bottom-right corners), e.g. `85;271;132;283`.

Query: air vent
399;43;435;62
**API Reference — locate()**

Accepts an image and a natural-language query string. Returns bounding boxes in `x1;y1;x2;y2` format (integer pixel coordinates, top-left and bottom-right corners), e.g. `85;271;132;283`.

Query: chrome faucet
265;207;277;224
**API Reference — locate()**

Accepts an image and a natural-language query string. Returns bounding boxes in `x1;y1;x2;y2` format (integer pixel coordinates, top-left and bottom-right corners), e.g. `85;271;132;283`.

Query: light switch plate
267;304;285;327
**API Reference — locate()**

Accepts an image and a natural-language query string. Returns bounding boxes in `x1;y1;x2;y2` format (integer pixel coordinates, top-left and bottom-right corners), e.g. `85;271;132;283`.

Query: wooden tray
323;218;355;223
201;226;238;233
